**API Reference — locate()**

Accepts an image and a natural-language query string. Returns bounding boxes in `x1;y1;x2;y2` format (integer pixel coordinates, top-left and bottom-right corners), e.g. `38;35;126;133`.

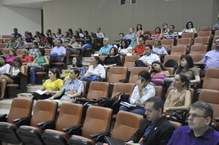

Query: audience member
96;27;105;38
81;56;105;83
33;68;64;100
0;58;25;99
0;56;10;75
126;97;175;145
55;28;64;38
67;28;73;38
200;37;219;76
164;74;191;124
136;24;144;37
118;40;130;55
124;27;135;41
151;61;170;86
167;101;219;145
18;37;29;49
19;49;33;64
81;30;92;54
49;68;84;103
120;71;155;116
132;37;145;55
29;42;39;57
152;39;168;59
151;27;162;39
135;44;160;67
11;28;22;39
99;37;112;56
6;35;20;50
78;28;84;38
49;38;66;62
6;49;17;64
213;14;219;31
182;21;197;34
161;23;169;37
163;25;179;39
103;47;122;67
28;48;49;85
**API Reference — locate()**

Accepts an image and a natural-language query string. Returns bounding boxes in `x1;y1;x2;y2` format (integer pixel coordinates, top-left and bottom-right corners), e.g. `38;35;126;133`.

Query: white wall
0;5;41;36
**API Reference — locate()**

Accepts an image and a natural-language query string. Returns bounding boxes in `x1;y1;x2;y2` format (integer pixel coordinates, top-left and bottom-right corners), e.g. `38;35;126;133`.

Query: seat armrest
0;114;7;121
63;124;82;135
215;117;219;122
13;116;31;126
37;120;55;130
90;131;110;142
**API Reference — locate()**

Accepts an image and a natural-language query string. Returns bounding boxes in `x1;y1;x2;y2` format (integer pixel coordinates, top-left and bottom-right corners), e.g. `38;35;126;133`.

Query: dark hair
56;38;63;44
136;24;143;31
32;42;39;48
151;61;165;73
70;68;80;77
190;101;213;125
170;25;175;29
145;44;153;50
83;30;89;35
176;54;194;74
120;40;129;49
155;27;161;34
38;48;45;56
138;71;151;81
177;74;190;90
9;49;16;56
72;56;83;67
146;96;164;112
68;28;73;36
49;67;60;79
57;28;62;34
78;28;83;33
109;47;118;56
119;33;124;37
13;57;22;68
186;21;194;29
94;56;102;65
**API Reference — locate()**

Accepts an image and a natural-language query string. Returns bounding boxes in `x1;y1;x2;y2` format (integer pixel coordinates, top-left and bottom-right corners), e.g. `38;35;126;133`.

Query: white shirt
139;53;160;65
85;64;106;79
130;83;155;107
0;64;10;74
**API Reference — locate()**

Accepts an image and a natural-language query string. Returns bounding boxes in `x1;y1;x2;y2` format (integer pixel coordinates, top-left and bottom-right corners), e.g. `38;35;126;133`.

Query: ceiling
0;0;55;9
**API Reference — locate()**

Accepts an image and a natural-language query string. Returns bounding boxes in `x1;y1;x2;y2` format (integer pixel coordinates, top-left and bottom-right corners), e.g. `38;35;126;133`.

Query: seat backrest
124;55;140;69
82;106;112;139
215;30;219;36
177;38;192;47
197;31;212;37
202;69;219;90
55;103;83;131
111;111;143;141
161;38;174;46
7;98;33;123
86;82;109;99
194;36;210;45
31;100;57;127
170;46;186;55
198;89;219;124
163;55;180;66
190;54;204;63
198;26;212;31
107;67;128;83
181;33;194;40
190;45;207;54
111;83;135;98
154;86;163;97
129;67;150;83
145;39;155;45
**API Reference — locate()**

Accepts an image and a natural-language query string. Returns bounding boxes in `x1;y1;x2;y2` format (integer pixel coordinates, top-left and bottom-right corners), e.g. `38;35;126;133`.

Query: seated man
126;97;175;145
49;68;84;103
49;38;66;62
200;37;219;77
120;71;155;116
99;37;112;56
132;36;145;55
168;101;219;145
135;44;160;67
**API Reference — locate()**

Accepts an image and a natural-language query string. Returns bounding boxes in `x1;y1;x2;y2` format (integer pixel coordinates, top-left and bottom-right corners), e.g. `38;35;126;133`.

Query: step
0;99;13;114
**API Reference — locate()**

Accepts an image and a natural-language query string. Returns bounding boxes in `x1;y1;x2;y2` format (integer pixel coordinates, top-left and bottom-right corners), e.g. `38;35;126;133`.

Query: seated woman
64;56;85;81
28;48;50;85
0;56;10;75
164;74;191;124
19;49;33;64
118;40;131;55
49;68;84;104
175;54;200;86
103;47;122;67
151;27;162;39
119;71;155;116
6;49;17;64
33;68;64;100
181;21;197;34
81;56;106;83
151;61;170;86
0;58;25;99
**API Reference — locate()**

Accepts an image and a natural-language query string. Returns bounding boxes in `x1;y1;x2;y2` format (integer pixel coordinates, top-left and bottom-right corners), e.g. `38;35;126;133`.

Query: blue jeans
120;105;145;116
81;44;92;53
29;67;45;85
49;53;63;62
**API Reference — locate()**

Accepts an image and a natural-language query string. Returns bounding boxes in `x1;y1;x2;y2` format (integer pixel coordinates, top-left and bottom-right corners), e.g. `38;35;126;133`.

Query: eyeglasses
215;41;219;44
188;113;207;118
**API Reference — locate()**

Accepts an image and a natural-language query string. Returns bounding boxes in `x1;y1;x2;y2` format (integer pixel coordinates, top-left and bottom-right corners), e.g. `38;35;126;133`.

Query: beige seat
0;98;33;144
86;82;110;99
129;67;150;83
124;55;140;69
107;67;128;83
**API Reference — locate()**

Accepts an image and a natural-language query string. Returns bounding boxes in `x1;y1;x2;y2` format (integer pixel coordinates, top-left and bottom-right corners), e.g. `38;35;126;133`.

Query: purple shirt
167;126;219;145
51;46;66;56
201;49;219;69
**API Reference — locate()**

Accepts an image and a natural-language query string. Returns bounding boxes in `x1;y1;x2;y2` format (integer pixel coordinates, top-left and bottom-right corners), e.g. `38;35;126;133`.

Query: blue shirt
99;44;112;56
167;126;219;145
201;49;219;69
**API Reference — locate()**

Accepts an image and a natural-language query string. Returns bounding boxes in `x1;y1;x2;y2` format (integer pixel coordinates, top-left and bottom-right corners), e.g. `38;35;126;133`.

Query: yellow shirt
43;79;64;91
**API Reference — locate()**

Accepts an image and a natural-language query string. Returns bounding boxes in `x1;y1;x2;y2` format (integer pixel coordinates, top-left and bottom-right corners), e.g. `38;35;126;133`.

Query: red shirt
134;44;145;54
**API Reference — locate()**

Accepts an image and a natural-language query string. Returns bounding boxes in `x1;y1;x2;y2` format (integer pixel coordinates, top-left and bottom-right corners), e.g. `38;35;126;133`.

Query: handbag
165;110;188;124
